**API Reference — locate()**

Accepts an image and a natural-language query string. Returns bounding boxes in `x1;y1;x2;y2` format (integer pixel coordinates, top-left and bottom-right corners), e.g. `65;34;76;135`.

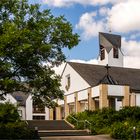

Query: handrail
69;115;78;122
68;115;78;128
84;119;92;134
68;115;92;133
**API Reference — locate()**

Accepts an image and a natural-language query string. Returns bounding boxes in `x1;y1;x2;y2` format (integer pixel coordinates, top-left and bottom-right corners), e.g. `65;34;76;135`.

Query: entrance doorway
109;97;115;109
53;109;56;120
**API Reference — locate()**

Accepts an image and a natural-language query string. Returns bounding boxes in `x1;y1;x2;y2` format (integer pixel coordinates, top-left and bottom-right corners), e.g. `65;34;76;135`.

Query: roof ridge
68;61;140;71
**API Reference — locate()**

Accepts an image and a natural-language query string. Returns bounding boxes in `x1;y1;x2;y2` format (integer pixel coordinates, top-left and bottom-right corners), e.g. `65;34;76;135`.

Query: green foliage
118;106;140;121
0;102;37;139
0;121;36;139
66;107;140;139
110;121;133;139
0;0;79;107
0;102;20;123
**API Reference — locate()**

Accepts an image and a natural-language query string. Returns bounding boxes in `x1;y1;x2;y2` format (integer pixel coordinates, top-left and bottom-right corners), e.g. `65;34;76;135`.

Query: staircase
27;120;89;137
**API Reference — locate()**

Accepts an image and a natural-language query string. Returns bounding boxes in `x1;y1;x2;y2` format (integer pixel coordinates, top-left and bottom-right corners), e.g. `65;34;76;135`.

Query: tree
0;0;79;107
0;102;19;123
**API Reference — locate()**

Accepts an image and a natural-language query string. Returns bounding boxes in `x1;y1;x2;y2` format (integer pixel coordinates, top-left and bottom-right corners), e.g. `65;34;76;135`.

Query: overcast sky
30;0;140;74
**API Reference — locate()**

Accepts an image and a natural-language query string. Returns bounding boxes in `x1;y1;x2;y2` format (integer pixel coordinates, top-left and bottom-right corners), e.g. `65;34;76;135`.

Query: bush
119;106;140;121
66;107;140;139
110;121;133;139
0;102;38;139
0;102;20;123
0;121;36;139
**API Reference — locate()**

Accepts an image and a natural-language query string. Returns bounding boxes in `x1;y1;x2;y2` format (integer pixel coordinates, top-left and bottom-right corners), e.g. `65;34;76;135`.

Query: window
33;100;45;113
100;45;105;60
113;47;119;58
18;110;22;117
65;74;70;91
33;116;45;120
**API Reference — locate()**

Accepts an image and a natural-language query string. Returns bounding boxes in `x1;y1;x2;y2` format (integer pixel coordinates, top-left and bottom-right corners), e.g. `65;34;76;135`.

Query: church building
49;32;140;120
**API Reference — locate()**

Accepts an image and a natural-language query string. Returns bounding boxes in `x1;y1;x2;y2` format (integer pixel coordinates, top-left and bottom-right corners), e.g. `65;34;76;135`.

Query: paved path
41;135;115;140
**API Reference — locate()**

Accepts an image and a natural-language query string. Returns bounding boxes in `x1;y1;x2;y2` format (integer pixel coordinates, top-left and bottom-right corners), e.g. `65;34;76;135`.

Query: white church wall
45;107;49;120
18;106;26;120
98;49;123;67
0;94;17;104
108;85;124;96
78;90;88;101
67;94;75;103
26;95;33;120
98;50;108;66
58;99;64;105
108;49;123;67
92;86;100;97
115;99;122;111
136;94;140;106
61;64;90;95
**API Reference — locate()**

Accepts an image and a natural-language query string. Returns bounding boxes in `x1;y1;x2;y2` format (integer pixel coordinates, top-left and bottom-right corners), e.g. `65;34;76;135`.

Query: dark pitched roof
99;74;118;85
11;91;29;106
68;62;140;92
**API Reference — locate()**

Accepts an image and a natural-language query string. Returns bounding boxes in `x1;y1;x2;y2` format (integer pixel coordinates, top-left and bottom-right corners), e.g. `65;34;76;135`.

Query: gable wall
0;94;17;105
61;64;90;95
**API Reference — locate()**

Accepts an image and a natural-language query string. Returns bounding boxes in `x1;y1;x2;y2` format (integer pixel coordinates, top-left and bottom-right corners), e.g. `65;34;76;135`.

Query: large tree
0;0;79;107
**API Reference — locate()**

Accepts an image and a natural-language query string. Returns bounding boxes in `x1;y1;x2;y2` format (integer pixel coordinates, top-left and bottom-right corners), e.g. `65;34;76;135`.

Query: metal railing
68;115;92;133
84;119;92;134
68;115;79;128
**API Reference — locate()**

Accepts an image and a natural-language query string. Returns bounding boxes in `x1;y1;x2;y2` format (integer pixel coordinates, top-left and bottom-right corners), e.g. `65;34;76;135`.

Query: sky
29;0;140;74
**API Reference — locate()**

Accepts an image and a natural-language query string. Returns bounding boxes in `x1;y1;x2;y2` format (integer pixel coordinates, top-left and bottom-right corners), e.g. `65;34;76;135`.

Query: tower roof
99;32;121;53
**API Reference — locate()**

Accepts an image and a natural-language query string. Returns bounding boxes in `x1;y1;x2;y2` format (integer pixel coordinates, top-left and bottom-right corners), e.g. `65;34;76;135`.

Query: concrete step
27;120;74;130
39;130;89;137
27;120;90;137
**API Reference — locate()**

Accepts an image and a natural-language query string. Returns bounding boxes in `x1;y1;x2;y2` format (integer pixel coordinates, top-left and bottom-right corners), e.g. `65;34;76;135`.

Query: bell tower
98;32;123;67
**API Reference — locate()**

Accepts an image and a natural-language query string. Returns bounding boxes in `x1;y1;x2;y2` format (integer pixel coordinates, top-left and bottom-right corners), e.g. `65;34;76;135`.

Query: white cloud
124;56;140;69
122;37;140;69
122;37;140;57
53;62;66;75
70;59;98;64
43;0;115;7
43;0;140;35
76;0;140;39
99;7;109;16
109;0;140;33
43;0;140;38
130;32;140;40
76;12;106;39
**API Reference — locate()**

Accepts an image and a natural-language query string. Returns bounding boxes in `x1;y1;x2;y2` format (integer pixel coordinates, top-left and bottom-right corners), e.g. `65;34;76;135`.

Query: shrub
0;102;38;139
0;121;36;139
0;102;20;123
110;121;139;140
66;106;140;138
119;106;140;121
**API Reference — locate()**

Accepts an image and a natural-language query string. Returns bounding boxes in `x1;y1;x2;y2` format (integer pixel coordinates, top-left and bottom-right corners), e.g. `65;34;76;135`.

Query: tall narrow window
113;47;119;58
65;74;70;91
100;45;105;60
